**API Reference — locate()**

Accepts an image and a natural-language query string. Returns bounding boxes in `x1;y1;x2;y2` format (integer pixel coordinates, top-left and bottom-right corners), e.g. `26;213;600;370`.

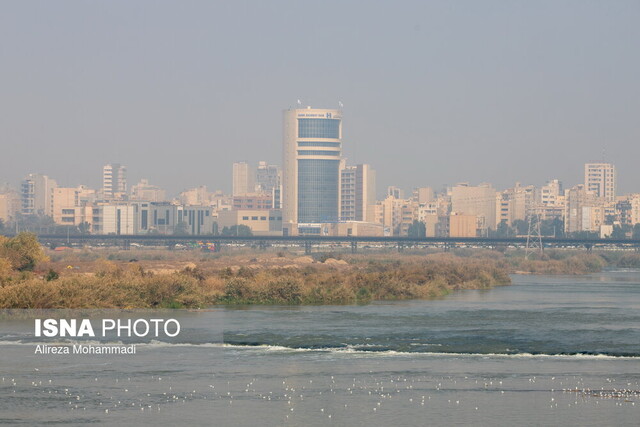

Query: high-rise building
584;162;616;202
232;162;255;197
282;107;342;229
340;164;376;222
21;173;57;216
102;163;127;199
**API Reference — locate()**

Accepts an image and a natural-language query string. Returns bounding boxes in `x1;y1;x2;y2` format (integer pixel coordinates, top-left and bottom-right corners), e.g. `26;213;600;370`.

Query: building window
297;150;340;156
260;216;266;220
298;118;340;138
252;216;258;220
61;209;75;215
242;216;249;220
298;141;341;147
297;159;340;223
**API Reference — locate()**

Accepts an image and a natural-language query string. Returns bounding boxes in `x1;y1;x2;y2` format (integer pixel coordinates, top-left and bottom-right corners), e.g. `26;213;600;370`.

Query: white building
102;163;127;199
340;164;376;222
21;173;57;216
584;162;616;202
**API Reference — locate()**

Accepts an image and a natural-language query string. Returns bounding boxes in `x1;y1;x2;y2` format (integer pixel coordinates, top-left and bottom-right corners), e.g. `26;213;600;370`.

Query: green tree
609;224;630;239
221;225;253;236
570;230;599;239
494;220;510;237
632;224;640;240
407;220;426;238
511;219;529;236
540;218;564;237
174;222;190;235
78;221;91;234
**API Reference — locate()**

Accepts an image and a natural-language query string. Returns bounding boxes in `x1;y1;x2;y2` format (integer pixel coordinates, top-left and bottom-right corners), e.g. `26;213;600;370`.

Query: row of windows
297;141;341;147
298;118;340;138
298;159;339;223
241;216;282;221
297;150;340;156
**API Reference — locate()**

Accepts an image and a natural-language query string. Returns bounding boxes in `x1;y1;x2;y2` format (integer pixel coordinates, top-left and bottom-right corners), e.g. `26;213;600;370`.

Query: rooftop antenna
297;99;302;108
338;101;344;109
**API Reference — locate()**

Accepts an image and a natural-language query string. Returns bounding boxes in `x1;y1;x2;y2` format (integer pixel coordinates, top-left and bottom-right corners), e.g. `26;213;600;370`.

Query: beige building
50;186;97;226
538;179;563;206
585;162;616;202
497;183;536;227
320;221;384;237
179;186;213;206
413;187;434;204
130;179;166;202
375;195;406;236
629;194;640;225
440;213;477;238
232;162;255;197
0;192;20;224
451;183;496;234
217;209;283;236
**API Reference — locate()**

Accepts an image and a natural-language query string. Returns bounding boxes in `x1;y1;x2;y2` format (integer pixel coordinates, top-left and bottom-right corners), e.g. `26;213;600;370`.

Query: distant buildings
4;110;635;241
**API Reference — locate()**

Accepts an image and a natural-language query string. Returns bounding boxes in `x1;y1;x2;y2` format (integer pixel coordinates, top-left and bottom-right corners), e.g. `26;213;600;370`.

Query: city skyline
2;1;640;195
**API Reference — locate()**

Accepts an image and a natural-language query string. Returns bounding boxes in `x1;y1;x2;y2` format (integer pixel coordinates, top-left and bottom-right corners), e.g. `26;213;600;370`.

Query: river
1;270;638;425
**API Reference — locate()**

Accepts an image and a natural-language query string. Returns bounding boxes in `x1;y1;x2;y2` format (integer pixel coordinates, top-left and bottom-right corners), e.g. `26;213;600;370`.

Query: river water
1;270;639;425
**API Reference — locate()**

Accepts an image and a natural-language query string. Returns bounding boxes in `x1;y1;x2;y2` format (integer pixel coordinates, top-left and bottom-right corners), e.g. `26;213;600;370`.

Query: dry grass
0;254;511;309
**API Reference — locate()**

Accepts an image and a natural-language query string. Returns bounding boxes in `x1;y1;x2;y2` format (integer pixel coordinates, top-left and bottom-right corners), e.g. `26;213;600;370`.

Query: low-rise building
217;209;283;236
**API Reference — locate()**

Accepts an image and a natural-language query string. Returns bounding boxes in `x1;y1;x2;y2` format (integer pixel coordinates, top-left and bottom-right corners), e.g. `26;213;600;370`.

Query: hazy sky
1;1;639;196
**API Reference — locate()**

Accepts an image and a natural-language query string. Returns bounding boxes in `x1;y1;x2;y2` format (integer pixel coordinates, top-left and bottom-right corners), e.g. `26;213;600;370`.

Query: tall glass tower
282;107;342;230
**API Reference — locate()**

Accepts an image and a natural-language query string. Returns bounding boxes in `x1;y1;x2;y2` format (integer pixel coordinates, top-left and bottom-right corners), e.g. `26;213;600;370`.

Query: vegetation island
1;233;638;309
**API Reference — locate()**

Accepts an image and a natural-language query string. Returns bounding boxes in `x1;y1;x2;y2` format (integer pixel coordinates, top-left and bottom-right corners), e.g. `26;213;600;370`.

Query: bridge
10;233;640;254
